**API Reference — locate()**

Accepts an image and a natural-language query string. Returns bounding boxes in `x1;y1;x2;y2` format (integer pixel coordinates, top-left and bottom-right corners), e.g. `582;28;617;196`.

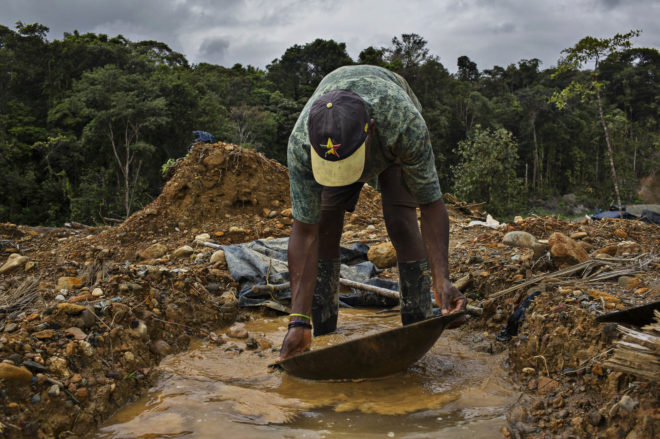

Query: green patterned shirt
288;65;442;224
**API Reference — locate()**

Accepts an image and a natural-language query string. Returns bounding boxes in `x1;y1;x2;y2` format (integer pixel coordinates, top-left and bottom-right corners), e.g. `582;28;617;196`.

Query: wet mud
96;310;518;438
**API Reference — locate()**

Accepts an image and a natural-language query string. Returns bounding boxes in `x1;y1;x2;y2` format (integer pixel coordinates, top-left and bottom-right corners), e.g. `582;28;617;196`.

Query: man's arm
419;197;466;315
278;219;318;360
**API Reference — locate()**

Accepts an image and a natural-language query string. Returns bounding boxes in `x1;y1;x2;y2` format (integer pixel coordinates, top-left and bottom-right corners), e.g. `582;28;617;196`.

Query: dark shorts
320;165;417;212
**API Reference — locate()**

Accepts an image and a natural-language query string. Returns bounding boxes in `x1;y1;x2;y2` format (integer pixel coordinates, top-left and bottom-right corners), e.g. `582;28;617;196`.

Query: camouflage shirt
288;65;442;224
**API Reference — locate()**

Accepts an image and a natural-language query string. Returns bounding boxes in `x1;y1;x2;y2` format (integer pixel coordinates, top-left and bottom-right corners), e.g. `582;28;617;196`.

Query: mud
0;142;659;438
96;310;517;438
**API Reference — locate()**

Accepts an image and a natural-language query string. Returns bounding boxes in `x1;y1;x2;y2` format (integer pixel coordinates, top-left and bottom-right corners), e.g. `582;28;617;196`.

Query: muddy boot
312;259;340;336
398;259;433;325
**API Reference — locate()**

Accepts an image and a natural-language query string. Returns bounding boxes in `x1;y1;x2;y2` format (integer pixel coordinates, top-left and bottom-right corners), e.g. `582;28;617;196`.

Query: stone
594;244;618;257
56;277;83;291
0;253;29;274
33;329;57;339
57;303;86;315
503;231;538;249
210;249;226;264
616;241;641;256
75;387;89;400
618;395;638;412
570;232;588;240
194;233;211;243
367;241;397;269
172;245;194;259
150;339;172;356
280;208;292;217
24;261;36;272
227;323;248;339
0;363;33;383
78;309;96;328
46;356;70;379
79;341;94;357
22;360;46;373
614;229;628;239
588;410;602;426
522;367;536;374
48;384;61;397
548;232;589;268
91;287;104;297
65;327;87;341
537;376;559;395
139;243;168;260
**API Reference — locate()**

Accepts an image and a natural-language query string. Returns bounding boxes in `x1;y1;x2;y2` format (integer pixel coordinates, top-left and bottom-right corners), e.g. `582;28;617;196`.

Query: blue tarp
222;238;400;310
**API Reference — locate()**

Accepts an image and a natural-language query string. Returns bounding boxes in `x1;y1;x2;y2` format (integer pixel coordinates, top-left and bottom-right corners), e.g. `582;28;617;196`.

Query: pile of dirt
0;142;659;438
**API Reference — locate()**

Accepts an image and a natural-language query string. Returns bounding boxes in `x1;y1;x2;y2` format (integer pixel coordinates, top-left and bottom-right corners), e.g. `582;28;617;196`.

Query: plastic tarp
591;205;660;225
222;238;400;311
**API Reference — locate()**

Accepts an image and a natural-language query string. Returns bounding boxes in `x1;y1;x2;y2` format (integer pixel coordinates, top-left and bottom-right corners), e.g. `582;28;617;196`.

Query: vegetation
1;23;658;224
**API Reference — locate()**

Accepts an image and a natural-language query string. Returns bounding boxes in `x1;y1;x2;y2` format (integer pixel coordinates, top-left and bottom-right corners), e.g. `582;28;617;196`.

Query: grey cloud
199;37;231;62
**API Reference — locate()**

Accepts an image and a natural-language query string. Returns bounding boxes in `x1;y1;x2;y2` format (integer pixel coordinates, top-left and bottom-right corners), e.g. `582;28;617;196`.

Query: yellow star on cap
323;138;340;157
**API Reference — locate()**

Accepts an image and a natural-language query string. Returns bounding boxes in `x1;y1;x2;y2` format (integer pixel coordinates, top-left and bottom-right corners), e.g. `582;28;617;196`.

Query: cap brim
311;142;365;187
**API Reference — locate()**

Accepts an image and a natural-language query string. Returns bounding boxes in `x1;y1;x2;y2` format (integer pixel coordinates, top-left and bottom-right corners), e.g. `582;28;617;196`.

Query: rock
194;233;211;243
280;208;292;217
172;245;194;259
514;216;523;223
48;384;61;397
124;351;135;363
46;356;70;379
139;243;168;260
256;337;272;350
0;363;33;383
245;337;258;350
75;387;89;400
56;277;83;290
618;395;639;412
367;242;397;268
548;232;589;268
528;379;538;391
614;229;628;239
4;323;18;333
210;249;226;264
79;341;94;357
227;323;248;339
522;367;536;374
55;294;66;302
65;327;87;340
537;376;559;395
150;339;172;356
594;245;618;257
0;253;29;274
570;232;588;240
22;361;45;374
616;241;641;256
91;287;104;297
588;410;602;426
33;329;57;339
229;226;246;234
24;261;36;272
78;308;96;328
57;303;86;315
503;231;538;248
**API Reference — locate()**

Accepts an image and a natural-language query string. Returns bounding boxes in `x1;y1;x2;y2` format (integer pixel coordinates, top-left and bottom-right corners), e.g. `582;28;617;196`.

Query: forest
1;22;658;226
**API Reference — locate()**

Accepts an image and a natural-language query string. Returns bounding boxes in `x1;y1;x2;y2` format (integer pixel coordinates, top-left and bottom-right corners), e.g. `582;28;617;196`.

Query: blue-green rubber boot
311;259;340;336
398;259;433;325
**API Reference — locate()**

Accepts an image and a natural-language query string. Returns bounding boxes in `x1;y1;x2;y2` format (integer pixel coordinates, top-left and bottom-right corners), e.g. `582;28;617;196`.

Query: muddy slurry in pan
96;310;517;438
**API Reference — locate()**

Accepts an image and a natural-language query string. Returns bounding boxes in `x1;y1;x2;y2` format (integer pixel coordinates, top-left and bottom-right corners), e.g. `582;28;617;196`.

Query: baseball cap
307;90;370;187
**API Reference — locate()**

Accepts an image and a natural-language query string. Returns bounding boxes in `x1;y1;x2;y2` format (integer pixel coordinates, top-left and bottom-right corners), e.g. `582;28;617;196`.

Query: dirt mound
122;142;292;234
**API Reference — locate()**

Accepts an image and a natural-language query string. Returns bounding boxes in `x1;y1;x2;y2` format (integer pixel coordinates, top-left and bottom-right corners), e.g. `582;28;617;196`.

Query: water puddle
96;310;518;438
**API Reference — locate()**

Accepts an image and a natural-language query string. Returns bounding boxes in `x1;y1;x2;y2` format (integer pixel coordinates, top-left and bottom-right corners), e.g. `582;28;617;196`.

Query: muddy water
96;310;518;438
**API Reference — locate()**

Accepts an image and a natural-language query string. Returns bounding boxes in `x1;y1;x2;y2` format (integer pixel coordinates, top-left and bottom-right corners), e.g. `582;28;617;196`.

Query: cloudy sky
2;0;658;72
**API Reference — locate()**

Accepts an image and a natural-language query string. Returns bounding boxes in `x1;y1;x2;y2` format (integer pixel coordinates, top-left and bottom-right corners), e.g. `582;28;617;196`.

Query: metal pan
276;311;465;380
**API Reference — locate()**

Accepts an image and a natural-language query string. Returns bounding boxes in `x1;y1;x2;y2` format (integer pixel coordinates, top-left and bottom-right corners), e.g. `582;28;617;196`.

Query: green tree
51;65;169;218
452;126;522;215
550;30;641;212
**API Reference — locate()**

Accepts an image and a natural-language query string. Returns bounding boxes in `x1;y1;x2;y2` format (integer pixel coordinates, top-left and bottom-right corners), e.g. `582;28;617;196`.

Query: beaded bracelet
288;320;312;330
289;313;311;320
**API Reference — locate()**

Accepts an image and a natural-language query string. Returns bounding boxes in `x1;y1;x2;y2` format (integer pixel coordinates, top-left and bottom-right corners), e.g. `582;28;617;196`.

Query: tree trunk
596;88;623;216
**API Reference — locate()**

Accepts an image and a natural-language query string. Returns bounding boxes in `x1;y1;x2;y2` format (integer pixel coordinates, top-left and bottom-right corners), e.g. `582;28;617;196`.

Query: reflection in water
97;310;517;438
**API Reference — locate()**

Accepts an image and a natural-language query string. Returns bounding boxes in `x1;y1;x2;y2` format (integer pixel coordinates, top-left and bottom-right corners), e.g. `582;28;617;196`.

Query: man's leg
379;167;433;325
312;182;363;335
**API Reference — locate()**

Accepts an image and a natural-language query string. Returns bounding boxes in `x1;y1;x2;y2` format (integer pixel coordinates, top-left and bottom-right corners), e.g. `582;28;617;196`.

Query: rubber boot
398;259;433;325
312;259;340;336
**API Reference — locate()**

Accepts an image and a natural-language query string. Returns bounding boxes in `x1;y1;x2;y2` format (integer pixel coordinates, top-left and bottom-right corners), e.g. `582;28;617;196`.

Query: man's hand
433;280;467;327
277;327;312;361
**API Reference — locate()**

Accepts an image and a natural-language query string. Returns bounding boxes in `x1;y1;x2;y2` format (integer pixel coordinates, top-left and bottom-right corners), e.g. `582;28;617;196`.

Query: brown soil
0;142;658;438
